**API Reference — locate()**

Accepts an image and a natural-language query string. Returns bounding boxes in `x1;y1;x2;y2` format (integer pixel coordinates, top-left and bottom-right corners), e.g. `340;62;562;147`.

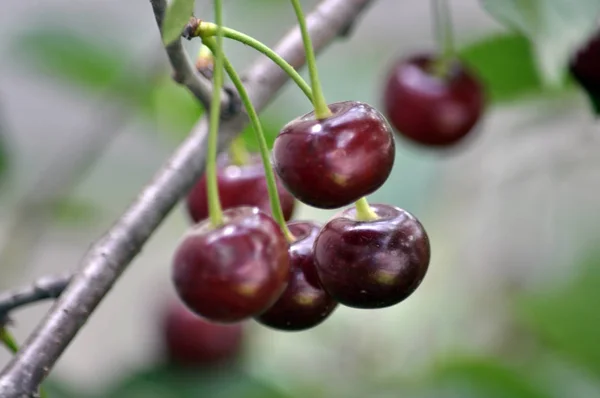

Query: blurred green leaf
428;356;552;398
43;378;86;398
162;0;195;45
50;197;99;226
240;118;283;151
100;365;292;398
516;255;600;378
479;0;600;86
14;27;144;94
148;76;204;141
459;33;572;103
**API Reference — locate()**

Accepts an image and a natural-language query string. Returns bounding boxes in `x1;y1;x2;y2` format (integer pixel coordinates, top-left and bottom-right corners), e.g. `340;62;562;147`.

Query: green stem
206;0;225;226
431;0;456;78
1;328;48;398
197;23;313;102
205;38;295;243
354;197;378;222
228;135;250;166
289;0;331;119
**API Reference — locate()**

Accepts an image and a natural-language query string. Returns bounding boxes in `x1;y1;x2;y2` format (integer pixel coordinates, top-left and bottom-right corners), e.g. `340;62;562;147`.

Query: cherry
186;153;295;224
255;221;338;331
383;54;485;147
570;30;600;102
313;204;430;309
161;299;243;367
272;101;395;209
172;206;290;323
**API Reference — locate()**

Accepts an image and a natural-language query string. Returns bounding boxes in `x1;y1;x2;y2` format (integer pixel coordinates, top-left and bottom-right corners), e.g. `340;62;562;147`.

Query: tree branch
0;0;375;395
0;275;71;320
149;0;234;115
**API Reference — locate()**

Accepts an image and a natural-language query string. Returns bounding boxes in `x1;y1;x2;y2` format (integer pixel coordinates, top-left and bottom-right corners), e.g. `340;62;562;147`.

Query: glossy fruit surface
186;153;295;223
172;207;290;323
570;30;600;98
314;204;430;309
162;299;243;367
272;101;395;209
255;221;337;331
383;54;484;147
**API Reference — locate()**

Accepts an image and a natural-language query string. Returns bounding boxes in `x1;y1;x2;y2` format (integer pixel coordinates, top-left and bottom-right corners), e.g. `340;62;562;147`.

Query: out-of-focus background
0;0;599;397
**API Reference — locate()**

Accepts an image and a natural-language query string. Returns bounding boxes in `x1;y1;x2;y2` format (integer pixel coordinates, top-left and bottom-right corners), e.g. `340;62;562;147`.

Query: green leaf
429;357;552;398
147;75;204;140
458;33;571;103
480;0;600;86
42;378;87;398
12;27;149;102
99;364;292;398
162;0;195;45
240;118;283;151
515;254;600;378
50;197;99;226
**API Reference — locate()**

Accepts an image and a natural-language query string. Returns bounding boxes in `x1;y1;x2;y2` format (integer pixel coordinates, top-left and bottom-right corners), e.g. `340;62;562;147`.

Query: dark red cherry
162;299;244;367
313;204;430;309
186;153;295;223
272;101;395;209
383;54;485;147
255;221;338;331
570;30;600;104
172;207;290;323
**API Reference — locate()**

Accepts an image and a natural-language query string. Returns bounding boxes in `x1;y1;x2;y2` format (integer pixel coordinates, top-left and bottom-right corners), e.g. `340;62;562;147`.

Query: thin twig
149;0;234;115
0;0;375;396
0;275;71;319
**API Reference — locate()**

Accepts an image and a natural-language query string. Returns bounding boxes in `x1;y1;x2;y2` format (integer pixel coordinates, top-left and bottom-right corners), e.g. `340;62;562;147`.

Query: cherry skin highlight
172;207;290;323
313;204;430;309
255;221;338;331
186;153;295;224
383;54;485;147
272;101;395;209
570;30;600;100
162;299;244;368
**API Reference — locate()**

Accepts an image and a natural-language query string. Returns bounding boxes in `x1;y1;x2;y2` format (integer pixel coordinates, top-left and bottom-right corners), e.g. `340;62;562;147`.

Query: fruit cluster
169;0;487;334
176;97;431;331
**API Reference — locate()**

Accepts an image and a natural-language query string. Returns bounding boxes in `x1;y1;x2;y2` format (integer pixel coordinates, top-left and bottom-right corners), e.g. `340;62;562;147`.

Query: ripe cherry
172;207;290;323
313;204;430;309
383;54;485;147
255;221;338;331
272;101;395;209
162;299;244;367
186;153;295;224
570;30;600;104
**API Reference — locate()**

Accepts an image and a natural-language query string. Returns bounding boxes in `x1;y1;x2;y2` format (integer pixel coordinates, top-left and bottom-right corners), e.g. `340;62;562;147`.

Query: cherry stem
431;0;456;78
354;197;378;222
228;135;250;166
197;22;313;102
204;38;295;243
289;0;332;119
205;0;225;227
1;328;48;398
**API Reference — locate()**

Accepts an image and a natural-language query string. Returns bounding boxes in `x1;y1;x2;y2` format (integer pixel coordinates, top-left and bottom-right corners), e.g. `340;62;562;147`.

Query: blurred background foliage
0;0;600;397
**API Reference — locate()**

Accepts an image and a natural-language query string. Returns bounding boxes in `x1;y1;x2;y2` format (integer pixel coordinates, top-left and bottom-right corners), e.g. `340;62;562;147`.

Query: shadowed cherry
172;207;290;323
313;204;430;309
255;221;338;331
162;299;244;367
383;54;485;147
570;30;600;101
186;153;296;224
272;101;395;209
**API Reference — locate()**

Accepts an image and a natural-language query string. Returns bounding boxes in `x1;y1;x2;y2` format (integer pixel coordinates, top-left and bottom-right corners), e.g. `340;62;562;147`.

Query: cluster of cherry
169;1;489;333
